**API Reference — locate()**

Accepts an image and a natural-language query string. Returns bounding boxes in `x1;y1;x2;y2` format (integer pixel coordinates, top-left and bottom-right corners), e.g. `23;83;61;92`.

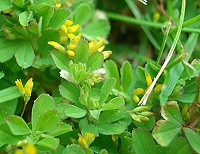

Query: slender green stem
21;101;27;117
138;0;186;106
156;21;172;65
105;12;200;33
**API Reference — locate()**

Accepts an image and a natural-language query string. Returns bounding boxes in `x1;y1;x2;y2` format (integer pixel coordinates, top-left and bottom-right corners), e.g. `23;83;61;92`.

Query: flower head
15;78;33;103
78;132;95;148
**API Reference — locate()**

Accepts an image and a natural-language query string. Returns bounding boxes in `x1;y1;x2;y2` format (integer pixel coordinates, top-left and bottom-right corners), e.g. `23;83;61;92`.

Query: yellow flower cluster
15;78;33;103
133;73;162;103
48;20;81;58
15;143;36;154
78;132;95;148
48;19;112;59
89;38;112;59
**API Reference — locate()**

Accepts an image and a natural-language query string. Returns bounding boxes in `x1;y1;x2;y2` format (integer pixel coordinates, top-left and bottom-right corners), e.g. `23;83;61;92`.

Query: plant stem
21;101;27;117
105;12;200;33
138;0;186;106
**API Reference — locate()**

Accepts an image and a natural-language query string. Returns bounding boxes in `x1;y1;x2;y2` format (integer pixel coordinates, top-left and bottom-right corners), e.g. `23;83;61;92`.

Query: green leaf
99;149;108;154
87;52;104;71
90;110;100;120
167;137;192;154
98;108;126;125
101;97;125;111
32;0;55;10
161;101;182;125
160;63;184;105
99;78;116;105
36;5;54;30
104;60;120;90
152;120;181;146
19;11;33;26
15;42;35;68
36;136;59;151
0;86;21;104
35;110;60;132
51;50;70;71
120;61;133;93
59;81;80;104
63;104;86;118
0;0;12;11
0;123;24;146
132;129;156;154
82;19;110;40
98;123;126;135
74;41;88;63
81;124;99;137
32;94;55;132
63;144;85;154
48;9;70;29
120;132;135;154
5;115;31;135
73;3;92;25
133;116;155;131
48;123;72;137
0;39;22;63
184;128;200;153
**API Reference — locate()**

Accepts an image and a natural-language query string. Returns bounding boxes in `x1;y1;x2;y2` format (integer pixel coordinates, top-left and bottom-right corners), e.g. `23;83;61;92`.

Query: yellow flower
133;88;144;103
65;20;73;26
145;73;152;87
133;94;140;103
153;12;160;22
133;88;144;95
15;143;36;154
24;143;37;154
66;50;75;57
15;78;33;103
24;78;33;101
15;79;25;95
89;39;104;54
78;132;95;148
48;41;65;52
15;149;23;154
102;51;112;59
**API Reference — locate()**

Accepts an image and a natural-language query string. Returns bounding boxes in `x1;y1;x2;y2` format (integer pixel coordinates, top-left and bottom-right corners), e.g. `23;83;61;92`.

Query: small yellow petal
15;149;23;154
24;78;33;99
97;46;105;52
56;3;61;8
78;134;88;148
66;50;75;57
48;41;65;52
145;73;152;87
67;43;76;50
154;84;162;93
15;79;25;95
67;33;75;40
133;95;140;103
68;24;80;33
65;20;73;26
96;38;104;49
24;143;37;154
61;25;68;33
102;51;112;59
133;88;144;95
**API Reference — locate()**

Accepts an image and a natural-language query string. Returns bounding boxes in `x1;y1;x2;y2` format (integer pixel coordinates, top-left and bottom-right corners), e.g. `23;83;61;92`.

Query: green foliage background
0;0;200;153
